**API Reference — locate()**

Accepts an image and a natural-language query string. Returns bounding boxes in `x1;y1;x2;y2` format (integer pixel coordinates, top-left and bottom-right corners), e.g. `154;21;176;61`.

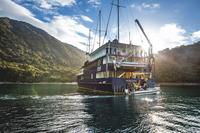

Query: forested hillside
0;17;199;83
155;42;200;83
0;17;85;82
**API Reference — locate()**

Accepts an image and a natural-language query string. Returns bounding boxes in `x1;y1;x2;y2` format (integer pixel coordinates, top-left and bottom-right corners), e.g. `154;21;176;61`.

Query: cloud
142;3;160;9
147;23;188;52
0;0;44;29
191;30;200;42
47;16;89;48
1;0;199;54
40;0;52;9
55;0;76;6
159;23;187;44
12;0;76;17
80;15;93;22
0;0;89;51
33;0;76;10
85;9;90;12
133;24;200;53
130;2;160;11
0;0;34;18
126;23;189;53
130;4;142;11
31;4;59;16
88;0;100;8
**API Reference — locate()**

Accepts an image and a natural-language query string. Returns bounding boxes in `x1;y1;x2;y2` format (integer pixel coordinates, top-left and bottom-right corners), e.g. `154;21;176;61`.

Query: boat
77;0;159;95
125;87;160;95
134;87;160;95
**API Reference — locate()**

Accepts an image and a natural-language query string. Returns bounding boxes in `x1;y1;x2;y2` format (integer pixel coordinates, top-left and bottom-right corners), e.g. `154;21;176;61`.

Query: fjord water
0;84;200;132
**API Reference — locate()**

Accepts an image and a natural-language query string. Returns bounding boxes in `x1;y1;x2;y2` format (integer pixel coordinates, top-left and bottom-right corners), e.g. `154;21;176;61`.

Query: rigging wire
126;0;145;45
90;4;102;52
91;18;99;52
102;0;114;45
70;3;99;54
124;0;132;44
127;0;137;22
126;0;136;58
100;12;103;46
127;0;140;44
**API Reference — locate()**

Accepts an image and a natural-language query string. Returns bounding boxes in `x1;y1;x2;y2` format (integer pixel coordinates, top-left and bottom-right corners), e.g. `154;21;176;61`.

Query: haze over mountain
0;17;85;82
155;42;200;83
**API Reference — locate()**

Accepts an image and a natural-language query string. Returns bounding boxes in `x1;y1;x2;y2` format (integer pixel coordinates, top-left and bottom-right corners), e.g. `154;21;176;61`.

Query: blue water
0;84;200;132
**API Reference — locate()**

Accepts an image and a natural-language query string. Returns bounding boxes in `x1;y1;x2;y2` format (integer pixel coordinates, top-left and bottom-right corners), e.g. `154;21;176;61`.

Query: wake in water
0;93;116;100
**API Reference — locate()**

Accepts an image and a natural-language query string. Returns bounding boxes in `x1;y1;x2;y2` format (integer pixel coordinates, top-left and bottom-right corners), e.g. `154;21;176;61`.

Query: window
106;48;108;54
103;57;107;64
96;72;103;79
109;71;115;77
91;74;93;79
96;72;108;78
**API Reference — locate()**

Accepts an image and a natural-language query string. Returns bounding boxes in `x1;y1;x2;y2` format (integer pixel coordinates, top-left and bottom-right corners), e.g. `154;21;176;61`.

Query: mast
117;0;119;41
113;0;125;42
99;10;101;47
88;29;91;53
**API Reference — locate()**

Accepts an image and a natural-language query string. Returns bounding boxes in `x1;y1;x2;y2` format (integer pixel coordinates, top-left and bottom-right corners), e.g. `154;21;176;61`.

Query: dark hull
78;77;156;94
78;78;127;94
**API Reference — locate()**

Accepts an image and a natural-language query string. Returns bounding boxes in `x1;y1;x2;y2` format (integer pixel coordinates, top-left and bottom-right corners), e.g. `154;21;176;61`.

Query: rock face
0;17;85;82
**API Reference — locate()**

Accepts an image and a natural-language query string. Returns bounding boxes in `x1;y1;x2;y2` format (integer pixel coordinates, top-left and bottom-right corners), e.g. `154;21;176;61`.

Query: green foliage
0;17;85;82
155;42;200;83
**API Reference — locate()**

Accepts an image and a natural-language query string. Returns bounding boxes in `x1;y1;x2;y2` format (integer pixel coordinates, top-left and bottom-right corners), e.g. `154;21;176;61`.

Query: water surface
0;84;200;132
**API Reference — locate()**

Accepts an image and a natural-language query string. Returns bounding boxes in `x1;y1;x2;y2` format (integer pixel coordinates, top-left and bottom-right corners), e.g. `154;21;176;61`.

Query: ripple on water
148;101;200;133
0;95;17;100
1;86;200;132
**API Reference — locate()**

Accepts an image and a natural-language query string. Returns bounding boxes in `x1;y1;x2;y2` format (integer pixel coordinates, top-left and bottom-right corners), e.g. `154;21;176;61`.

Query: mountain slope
0;17;85;82
155;42;200;83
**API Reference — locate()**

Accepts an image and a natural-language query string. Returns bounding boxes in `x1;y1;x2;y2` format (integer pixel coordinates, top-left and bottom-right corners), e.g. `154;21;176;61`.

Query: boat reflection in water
80;92;161;132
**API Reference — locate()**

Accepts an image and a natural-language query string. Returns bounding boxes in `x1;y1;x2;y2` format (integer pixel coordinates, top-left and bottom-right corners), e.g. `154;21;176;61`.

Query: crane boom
135;19;155;78
135;19;153;57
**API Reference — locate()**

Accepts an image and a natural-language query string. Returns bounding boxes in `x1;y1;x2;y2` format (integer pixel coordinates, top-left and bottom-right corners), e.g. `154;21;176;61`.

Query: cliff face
155;42;200;83
0;17;85;82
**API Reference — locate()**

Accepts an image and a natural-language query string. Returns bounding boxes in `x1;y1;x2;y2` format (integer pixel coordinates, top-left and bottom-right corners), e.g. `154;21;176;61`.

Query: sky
1;0;200;53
